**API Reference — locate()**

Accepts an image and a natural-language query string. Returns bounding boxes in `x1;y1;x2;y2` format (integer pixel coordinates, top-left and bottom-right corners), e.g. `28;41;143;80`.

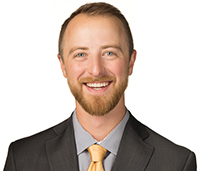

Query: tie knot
87;144;107;162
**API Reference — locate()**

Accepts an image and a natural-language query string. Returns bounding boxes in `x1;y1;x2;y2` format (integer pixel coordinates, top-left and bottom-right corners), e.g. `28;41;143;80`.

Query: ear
128;50;137;76
57;54;67;78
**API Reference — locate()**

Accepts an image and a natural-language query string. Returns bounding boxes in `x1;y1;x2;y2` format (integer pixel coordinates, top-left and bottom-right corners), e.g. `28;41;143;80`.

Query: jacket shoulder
144;125;197;170
128;113;194;157
4;117;73;170
127;113;196;170
10;116;72;155
145;125;191;154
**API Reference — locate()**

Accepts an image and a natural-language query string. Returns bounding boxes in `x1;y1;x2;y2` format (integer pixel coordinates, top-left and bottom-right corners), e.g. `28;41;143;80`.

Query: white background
0;0;199;169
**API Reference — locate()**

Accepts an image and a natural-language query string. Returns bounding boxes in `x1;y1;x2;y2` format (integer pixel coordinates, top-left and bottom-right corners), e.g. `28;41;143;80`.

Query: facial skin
58;14;136;116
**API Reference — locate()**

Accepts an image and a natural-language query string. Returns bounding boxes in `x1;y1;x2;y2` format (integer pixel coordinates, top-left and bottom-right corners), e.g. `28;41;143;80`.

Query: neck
75;96;126;141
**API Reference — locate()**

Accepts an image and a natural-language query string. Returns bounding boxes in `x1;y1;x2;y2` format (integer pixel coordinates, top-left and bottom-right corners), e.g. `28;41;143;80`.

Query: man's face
58;14;136;116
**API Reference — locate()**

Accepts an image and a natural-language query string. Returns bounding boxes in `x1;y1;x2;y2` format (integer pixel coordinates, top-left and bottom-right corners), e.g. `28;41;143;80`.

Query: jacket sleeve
182;151;197;171
4;143;16;171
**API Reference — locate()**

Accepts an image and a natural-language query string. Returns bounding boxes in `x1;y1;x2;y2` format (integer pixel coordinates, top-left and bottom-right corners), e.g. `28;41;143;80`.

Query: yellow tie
87;144;107;171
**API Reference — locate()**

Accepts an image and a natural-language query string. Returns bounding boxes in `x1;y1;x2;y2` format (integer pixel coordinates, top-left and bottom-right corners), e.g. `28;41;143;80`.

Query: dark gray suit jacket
4;112;197;171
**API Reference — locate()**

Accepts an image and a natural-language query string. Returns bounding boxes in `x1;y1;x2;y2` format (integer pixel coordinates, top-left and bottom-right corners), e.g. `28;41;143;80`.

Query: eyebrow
101;45;123;53
68;44;123;56
68;47;89;56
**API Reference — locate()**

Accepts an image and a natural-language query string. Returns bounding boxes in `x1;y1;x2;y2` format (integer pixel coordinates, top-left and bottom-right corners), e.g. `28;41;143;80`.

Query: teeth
86;82;109;88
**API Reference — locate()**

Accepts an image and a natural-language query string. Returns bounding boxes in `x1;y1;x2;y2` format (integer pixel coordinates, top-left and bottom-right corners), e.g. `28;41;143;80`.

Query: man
4;2;196;171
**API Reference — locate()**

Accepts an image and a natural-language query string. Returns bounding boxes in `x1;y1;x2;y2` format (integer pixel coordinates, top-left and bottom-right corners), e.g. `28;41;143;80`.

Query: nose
87;55;105;77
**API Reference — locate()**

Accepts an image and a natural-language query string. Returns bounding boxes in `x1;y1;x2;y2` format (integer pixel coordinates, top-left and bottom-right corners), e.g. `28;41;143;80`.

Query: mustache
79;75;116;83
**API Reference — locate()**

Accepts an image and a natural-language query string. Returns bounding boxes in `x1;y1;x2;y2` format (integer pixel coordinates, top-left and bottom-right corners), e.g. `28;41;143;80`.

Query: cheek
106;61;129;80
66;62;86;81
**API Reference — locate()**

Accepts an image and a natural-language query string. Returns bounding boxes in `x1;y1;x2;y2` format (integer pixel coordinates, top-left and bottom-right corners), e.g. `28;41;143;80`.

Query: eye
105;52;114;56
76;53;85;57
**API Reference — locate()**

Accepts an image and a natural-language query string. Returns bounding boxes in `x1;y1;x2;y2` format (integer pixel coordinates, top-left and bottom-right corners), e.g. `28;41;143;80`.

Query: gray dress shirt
72;110;130;171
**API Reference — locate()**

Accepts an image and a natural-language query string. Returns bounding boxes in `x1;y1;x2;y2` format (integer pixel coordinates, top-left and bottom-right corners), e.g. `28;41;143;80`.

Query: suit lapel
45;116;79;171
44;112;154;171
112;114;154;171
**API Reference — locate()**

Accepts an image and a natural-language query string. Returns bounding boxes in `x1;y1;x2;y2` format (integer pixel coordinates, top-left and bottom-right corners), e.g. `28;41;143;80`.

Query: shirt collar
72;110;130;156
72;111;96;155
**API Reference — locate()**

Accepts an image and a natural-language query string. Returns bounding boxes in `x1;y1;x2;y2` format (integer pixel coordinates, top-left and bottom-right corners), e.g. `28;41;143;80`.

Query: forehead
63;14;127;52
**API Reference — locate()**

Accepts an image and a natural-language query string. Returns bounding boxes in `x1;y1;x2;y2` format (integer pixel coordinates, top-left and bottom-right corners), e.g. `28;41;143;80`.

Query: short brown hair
58;2;134;61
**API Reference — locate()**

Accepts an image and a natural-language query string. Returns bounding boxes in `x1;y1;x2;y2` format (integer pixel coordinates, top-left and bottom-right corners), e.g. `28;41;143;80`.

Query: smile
84;81;111;90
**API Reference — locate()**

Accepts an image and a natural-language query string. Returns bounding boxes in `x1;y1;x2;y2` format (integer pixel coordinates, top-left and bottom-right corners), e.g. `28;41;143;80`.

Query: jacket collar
45;115;79;171
45;111;154;171
111;112;154;171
